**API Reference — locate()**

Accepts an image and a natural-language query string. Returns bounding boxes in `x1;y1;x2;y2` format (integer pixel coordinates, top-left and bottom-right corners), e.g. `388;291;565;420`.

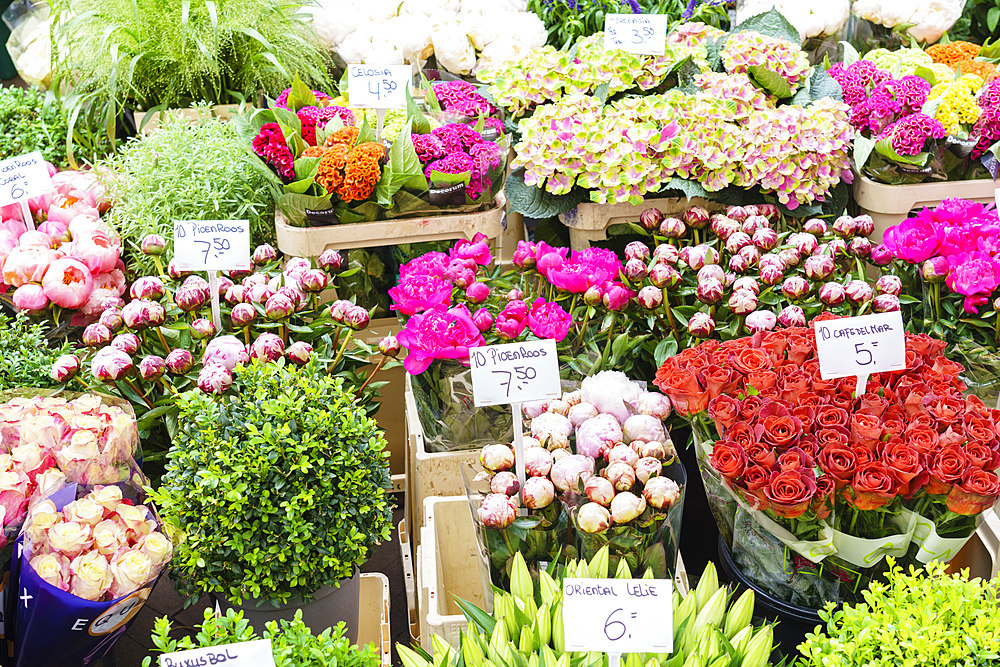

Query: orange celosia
927;41;982;67
324;126;360;149
302;146;327;158
956;60;998;82
353;141;386;162
337;153;381;202
315;144;349;194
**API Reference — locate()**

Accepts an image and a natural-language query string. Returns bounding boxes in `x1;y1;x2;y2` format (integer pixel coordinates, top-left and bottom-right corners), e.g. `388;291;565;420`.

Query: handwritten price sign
562;578;673;654
173;220;251;271
347;64;411;109
603;14;669;56
470;339;561;407
815;311;906;393
159;639;275;667
0;151;54;206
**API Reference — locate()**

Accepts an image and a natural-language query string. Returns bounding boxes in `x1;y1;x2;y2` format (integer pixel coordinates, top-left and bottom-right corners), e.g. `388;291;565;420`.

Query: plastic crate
946;508;999;580
398;519;419;641
558;197;722;250
853;174;998;242
358;573;392;667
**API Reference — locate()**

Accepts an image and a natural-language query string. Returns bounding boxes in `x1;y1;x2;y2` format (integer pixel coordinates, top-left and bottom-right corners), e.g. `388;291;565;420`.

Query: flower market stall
4;1;1000;666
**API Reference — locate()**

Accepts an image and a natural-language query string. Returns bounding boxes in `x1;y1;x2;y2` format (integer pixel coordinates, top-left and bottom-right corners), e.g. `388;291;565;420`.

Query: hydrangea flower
720;31;811;94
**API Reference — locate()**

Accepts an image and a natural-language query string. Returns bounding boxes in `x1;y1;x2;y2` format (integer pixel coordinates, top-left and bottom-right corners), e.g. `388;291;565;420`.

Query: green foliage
140;607;381;667
950;0;1000;45
798;559;1000;666
0;313;76;392
506;168;589;218
0;87;70;169
49;0;331;165
100;111;275;275
150;359;393;605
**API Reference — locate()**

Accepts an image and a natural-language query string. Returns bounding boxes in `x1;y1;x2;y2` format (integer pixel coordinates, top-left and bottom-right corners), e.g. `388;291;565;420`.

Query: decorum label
562;578;673;654
173;220;251;272
469;339;561;406
603;14;669;56
347;64;411;109
0;151;54;206
814;311;906;380
159;639;275;667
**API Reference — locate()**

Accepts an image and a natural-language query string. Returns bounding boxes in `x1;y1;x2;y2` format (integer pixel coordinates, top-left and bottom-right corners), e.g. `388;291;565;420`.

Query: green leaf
594;83;610;104
875;136;930;166
271;105;302;138
790;66;843;106
654;338;678;368
659;176;708;200
283;177;315;194
293;156;321;180
505;168;588;218
533;218;571;247
914;65;937;86
389;119;429;192
406;89;431;135
990;6;1000;33
840;41;860;66
747;64;792;98
277;192;335;226
289;74;318;111
730;6;801;46
854;132;878;170
898;294;919;304
357;115;375;145
820;181;851;219
454;597;497;635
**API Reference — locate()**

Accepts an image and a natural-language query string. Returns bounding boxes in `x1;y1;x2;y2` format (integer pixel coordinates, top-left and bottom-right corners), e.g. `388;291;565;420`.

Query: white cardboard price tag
470;339;561;407
347;64;411;109
562;578;673;654
0;151;54;206
159;639;275;667
173;220;251;272
815;311;906;388
603;14;669;55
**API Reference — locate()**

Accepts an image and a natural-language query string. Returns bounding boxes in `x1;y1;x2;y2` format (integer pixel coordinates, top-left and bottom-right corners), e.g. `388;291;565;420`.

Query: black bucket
717;535;824;658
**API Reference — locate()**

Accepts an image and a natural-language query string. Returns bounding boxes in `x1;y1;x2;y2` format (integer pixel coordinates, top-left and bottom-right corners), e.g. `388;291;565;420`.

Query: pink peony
946;251;1000;313
397;304;486;374
527;298;572;341
883;217;940;263
388;275;454;316
203;335;250;370
495;300;529;340
65;232;120;275
2;245;57;287
451;233;492;266
13;283;49;312
42;258;94;308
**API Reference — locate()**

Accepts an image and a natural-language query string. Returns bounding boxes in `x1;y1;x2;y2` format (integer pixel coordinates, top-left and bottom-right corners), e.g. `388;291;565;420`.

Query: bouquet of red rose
654;317;1000;606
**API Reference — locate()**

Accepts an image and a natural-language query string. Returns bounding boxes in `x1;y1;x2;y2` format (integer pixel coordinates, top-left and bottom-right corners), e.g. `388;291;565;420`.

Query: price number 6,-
9;180;27;201
492;366;537;397
193;237;231;263
603;608;637;641
854;341;878;366
368;78;398;100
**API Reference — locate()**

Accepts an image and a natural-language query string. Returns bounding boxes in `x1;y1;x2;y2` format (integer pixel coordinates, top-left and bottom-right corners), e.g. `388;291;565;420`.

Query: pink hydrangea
397;304;485;374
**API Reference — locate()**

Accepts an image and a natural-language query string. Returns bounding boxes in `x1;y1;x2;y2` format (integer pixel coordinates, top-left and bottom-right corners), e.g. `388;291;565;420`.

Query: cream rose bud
31;552;71;591
114;503;151;531
70;550;113;601
136;532;173;567
11;442;44;471
35;469;67;497
93;519;128;556
90;485;124;511
64;498;106;527
109;549;153;598
60;429;99;462
48;521;94;558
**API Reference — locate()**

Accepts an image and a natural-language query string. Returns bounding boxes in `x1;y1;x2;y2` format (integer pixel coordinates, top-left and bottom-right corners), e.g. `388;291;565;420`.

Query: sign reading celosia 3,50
814;310;906;380
562;578;673;654
158;639;275;667
173;220;251;272
603;14;669;56
0;151;54;206
470;339;561;407
347;64;411;109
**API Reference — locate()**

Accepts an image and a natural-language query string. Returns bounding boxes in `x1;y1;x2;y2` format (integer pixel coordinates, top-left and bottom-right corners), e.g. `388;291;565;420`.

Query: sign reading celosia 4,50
347;64;411;109
562;578;673;654
470;339;561;407
0;151;54;206
814;310;906;380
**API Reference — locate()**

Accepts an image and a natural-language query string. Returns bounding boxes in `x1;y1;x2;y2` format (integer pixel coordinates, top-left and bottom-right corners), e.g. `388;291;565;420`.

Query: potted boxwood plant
149;357;393;641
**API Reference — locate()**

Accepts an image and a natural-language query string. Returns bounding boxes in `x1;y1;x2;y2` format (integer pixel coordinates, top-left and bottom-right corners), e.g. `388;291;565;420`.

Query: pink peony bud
643;476;681;509
789;232;818;256
759;264;784;286
346;305;371;330
638;440;669;459
165;349;194;375
625;241;651;262
252;244;278;265
777;305;806;328
568;402;600;426
512;241;536;269
728;288;758;315
639;208;664;230
247;283;275;304
481;444;515;472
630;393;672;420
198;362;233;394
697;264;725;284
507;289;524;301
659;217;686;238
111;333;140;355
610;491;646;523
819;282;846;306
742;215;768;235
832;215;858;238
781;275;810;301
472;308;493;332
82;324;112;347
550;454;595;492
477;493;516;529
870;244;893;266
649;264;680;290
733;276;759;294
190;318;216;340
921;256;949;282
725;206;749;222
250;333;284;362
576;502;611;533
286;341;313;364
635;457;663;485
804;255;834;281
465;282;489;304
129;276;165;301
688;312;715;338
827;238;848;257
778;248;801;269
318;249;343;273
873;293;900;312
607;443;639;468
230;303;257;327
684;206;710;229
224;284;247;305
803;218;827;235
875;275;902;296
166;261;191;280
845;280;873;305
752;227;778;251
91;347;133;382
140;235;166;256
686;245;718;270
523;476;555;509
602;283;632;311
653;243;679;265
636;285;663;309
99;307;123;332
855;215;875;237
524;447;554;477
746;310;777;332
174;286;208;312
13;283;49;313
139;355;166;381
298;269;328;293
264;293;295;321
725;231;753;255
624;258;647;283
696;278;724;305
585;476;616;506
50;355;80;382
710;215;739;240
849;237;872;259
378;334;401;358
729;254;749;273
491;471;520;496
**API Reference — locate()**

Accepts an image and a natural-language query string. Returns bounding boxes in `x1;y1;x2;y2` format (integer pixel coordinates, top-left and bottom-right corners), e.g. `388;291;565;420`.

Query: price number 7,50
368;79;398;100
853;342;879;366
193;237;231;263
492;366;537;397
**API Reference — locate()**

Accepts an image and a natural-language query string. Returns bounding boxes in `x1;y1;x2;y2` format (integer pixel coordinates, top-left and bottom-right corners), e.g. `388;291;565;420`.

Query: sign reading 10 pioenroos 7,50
173;220;251;272
470;339;561;407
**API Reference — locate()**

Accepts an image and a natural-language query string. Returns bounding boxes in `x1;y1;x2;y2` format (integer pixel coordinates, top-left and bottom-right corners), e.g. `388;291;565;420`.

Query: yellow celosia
928;74;984;135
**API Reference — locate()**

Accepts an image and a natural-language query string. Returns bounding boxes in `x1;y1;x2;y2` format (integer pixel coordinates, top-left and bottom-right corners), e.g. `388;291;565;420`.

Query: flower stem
155;327;170;353
331;330;354;369
153;256;166;280
662;290;682;345
574;306;592;349
356;355;387;398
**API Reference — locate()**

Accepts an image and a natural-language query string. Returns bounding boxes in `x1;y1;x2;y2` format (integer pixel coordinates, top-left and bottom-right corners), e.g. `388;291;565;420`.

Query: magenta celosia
433;81;497;117
972;78;1000;159
273;88;332;109
397;303;485;374
297;106;355;145
432;123;484;154
425;153;475;181
412;133;447;163
879;113;946;155
527;298;572;341
252;123;295;181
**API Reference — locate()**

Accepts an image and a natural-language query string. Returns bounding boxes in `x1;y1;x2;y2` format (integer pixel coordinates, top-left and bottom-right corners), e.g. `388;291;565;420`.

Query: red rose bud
653;243;679;265
576;502;611;533
733;277;759;295
230;303;257;327
686;245;718;270
624;258;648;282
711;215;739;240
725;205;749;223
167;260;191;280
139;355;166;381
729;254;750;273
50;354;80;382
130;276;165;301
849;237;872;259
855;215;875;237
746;310;776;332
688;312;715;338
803;218;827;235
725;231;753;255
728;288;758;315
175;286;208;312
869;244;892;266
625;241;650;262
752;227;778;251
140;234;166;256
252;244;278;265
250;332;285;362
759;263;783;286
82;323;112;347
190;318;217;340
845;280;873;305
781;275;810;301
523;476;555;509
585;476;616;506
111;333;140;355
777;305;806;328
637;285;663;309
660;217;686;238
875;275;902;296
472;307;493;332
318;249;343;273
832;215;858;239
478;493;517;529
165;348;194;375
198;362;233;394
684;206;711;229
298;269;328;293
789;232;818;256
639;207;665;230
921;256;949;283
697;277;724;304
649;263;680;289
346;305;371;330
99;307;124;333
819;282;846;306
873;294;900;312
804;255;834;281
264;293;296;320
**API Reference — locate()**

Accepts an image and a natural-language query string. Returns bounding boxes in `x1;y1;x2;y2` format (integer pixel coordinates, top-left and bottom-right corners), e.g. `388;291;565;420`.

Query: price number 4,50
194;238;231;263
853;342;879;366
493;366;537;397
368;79;398;100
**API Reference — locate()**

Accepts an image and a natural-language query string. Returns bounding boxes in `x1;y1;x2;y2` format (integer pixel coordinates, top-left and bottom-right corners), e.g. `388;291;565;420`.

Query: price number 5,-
854;341;879;366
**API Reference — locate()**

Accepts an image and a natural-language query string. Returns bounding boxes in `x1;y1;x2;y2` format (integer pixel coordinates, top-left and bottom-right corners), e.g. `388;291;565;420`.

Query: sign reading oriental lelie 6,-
814;311;906;395
562;577;673;655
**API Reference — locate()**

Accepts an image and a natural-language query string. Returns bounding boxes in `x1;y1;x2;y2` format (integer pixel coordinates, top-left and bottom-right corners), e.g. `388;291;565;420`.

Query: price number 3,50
603;14;668;56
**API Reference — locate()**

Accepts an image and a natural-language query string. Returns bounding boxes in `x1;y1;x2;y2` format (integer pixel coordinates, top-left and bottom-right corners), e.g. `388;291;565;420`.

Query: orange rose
946;469;1000;515
764;469;817;518
710;442;747;480
745;441;776;469
850;413;884;447
812;474;836;520
816;405;850;428
818;444;857;488
755;415;804;450
925;445;968;495
879;441;926;497
730;348;772;375
708;395;741;436
845;461;900;510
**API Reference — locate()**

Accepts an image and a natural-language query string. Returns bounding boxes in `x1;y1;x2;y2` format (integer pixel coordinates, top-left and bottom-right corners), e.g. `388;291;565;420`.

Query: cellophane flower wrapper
691;423;738;545
5;475;171;667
